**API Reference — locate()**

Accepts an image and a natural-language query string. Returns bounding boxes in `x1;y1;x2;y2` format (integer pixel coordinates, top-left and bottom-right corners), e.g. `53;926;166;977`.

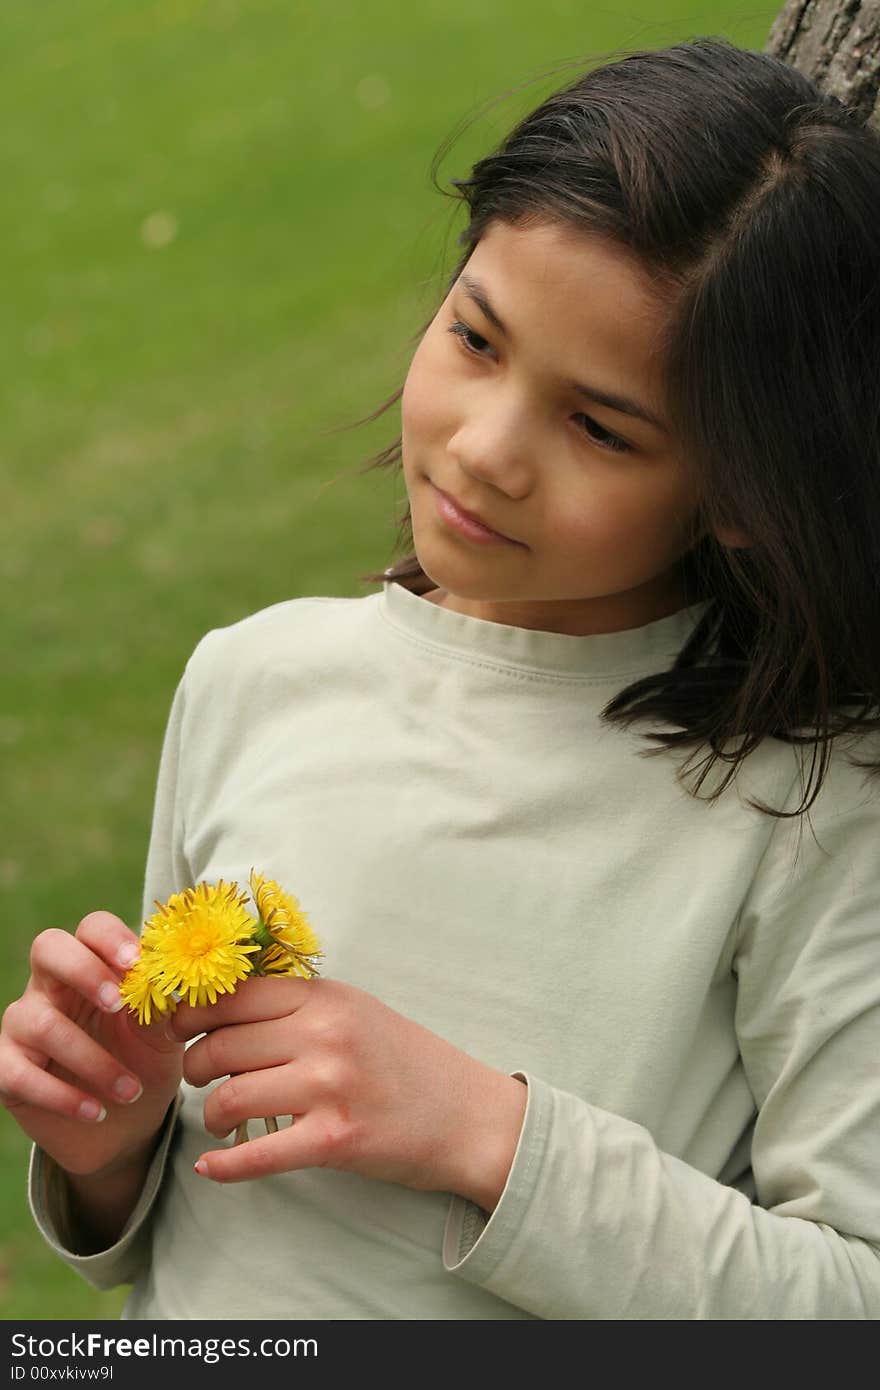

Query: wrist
54;1094;178;1250
449;1069;527;1214
61;1119;170;1253
92;1127;166;1180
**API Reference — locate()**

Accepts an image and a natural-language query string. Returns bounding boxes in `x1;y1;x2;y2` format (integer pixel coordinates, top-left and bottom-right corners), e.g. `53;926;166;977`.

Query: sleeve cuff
27;1091;183;1288
442;1070;549;1283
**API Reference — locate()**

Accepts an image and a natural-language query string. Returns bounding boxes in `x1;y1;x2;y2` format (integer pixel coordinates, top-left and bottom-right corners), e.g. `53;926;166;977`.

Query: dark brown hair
338;37;880;818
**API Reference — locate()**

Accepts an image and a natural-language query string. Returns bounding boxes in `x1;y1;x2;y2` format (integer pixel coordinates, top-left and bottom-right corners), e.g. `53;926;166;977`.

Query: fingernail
98;982;123;1012
117;943;140;968
79;1100;107;1123
112;1075;143;1104
194;1159;208;1176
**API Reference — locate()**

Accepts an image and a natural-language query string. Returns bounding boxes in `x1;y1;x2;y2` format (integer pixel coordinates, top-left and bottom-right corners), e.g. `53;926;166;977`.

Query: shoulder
746;724;880;836
794;727;880;846
738;728;880;938
182;591;380;686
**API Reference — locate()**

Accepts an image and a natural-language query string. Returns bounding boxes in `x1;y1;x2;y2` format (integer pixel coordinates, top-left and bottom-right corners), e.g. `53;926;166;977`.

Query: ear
713;524;751;549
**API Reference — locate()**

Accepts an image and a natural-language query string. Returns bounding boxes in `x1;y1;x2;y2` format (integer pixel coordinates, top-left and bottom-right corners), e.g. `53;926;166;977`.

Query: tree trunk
765;0;880;129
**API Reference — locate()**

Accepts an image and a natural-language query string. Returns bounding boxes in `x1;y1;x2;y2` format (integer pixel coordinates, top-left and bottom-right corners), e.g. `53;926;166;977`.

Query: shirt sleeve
442;739;880;1318
27;1093;183;1292
26;666;192;1292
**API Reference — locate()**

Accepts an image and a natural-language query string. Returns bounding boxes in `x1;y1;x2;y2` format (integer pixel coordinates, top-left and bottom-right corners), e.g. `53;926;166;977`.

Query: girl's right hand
0;911;184;1178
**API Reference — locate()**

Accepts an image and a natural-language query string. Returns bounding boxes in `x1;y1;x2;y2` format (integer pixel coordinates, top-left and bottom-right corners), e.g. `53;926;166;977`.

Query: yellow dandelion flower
249;868;323;978
118;956;173;1027
142;880;261;1007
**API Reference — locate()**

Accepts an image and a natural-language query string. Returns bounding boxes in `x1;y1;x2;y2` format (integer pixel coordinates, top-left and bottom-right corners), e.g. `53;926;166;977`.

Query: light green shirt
28;579;880;1317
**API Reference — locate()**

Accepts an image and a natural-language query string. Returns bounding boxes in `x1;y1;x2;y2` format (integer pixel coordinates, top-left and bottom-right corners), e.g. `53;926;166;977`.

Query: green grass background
1;0;778;1319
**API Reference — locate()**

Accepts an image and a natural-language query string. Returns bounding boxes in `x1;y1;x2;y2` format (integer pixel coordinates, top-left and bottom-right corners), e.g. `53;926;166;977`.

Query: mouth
428;481;521;546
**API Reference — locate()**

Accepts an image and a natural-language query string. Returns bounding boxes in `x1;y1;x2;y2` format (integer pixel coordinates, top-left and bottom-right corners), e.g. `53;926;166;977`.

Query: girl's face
401;218;722;635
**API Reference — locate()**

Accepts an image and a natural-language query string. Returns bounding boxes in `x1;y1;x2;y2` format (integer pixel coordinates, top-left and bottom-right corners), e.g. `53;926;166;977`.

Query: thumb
121;1002;184;1056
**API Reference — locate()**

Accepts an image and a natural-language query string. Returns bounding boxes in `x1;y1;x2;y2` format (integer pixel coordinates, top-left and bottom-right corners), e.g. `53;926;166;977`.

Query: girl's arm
27;668;192;1290
62;1123;172;1254
29;1093;183;1285
442;740;880;1318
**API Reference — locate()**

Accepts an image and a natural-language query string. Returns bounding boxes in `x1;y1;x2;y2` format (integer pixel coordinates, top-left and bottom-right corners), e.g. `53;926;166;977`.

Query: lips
430;482;514;541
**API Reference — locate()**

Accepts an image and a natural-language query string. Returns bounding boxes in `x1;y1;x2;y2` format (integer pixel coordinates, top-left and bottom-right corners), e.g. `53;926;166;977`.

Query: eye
447;319;493;356
572;413;631;454
446;318;632;456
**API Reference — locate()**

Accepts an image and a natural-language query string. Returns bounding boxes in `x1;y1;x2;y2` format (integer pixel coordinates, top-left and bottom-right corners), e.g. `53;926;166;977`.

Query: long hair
339;37;880;818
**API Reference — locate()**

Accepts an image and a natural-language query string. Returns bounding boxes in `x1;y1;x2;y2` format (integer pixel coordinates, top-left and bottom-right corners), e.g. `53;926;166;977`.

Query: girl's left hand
168;976;527;1210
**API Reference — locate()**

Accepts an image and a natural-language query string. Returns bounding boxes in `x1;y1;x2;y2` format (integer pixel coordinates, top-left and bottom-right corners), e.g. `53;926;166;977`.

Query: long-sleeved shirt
27;577;880;1318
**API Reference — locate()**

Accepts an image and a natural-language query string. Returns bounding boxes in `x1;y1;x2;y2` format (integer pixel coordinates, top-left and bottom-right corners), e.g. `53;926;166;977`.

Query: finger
183;1020;297;1088
29;924;140;1016
193;1113;334;1183
0;1037;111;1124
133;1011;188;1056
168;976;316;1042
75;910;143;973
2;1002;145;1111
202;1065;308;1139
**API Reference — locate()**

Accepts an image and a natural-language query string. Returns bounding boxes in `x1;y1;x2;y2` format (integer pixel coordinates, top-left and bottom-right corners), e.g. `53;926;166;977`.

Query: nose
446;394;534;498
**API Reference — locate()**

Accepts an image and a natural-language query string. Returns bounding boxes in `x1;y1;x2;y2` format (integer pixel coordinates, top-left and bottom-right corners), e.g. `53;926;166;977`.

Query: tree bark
765;0;880;129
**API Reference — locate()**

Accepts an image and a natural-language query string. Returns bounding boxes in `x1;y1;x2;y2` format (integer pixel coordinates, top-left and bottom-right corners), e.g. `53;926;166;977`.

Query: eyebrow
458;272;668;433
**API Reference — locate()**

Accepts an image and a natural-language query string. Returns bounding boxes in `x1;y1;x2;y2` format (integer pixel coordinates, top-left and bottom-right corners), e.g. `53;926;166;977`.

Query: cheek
547;472;697;556
401;338;440;442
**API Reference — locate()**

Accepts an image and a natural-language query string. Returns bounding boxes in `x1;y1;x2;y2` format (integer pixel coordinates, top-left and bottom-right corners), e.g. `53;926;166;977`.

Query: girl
2;35;879;1320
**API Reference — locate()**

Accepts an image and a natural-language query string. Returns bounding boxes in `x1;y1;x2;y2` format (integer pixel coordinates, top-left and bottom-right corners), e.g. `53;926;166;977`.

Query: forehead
461;218;670;347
